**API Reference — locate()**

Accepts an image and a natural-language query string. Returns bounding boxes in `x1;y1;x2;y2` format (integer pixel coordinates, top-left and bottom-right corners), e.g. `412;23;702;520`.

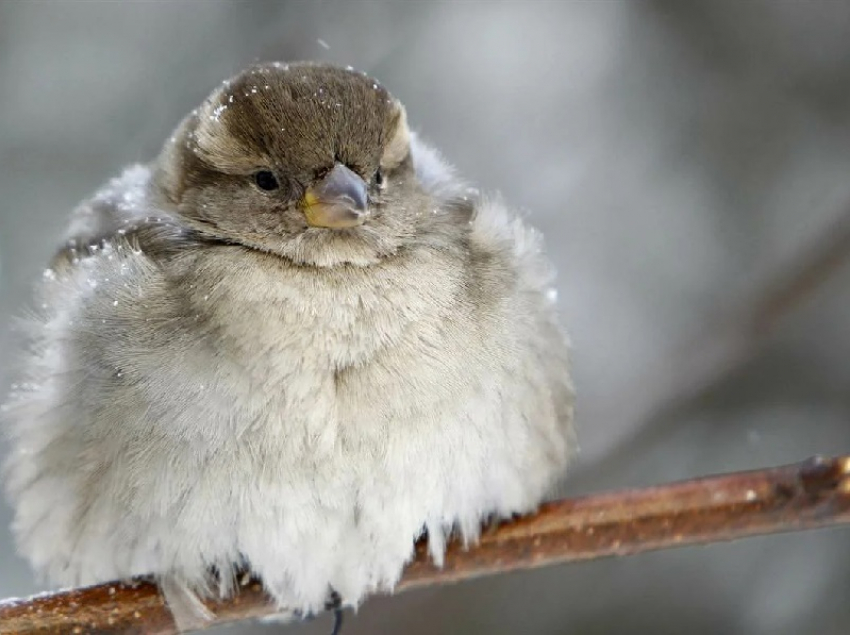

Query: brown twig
2;455;849;635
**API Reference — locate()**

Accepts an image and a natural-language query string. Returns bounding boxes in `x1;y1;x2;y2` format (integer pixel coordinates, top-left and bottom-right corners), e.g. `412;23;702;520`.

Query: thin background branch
2;455;848;635
575;205;850;486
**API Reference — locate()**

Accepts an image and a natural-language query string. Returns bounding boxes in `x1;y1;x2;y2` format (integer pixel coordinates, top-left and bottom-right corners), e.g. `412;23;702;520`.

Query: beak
302;163;369;229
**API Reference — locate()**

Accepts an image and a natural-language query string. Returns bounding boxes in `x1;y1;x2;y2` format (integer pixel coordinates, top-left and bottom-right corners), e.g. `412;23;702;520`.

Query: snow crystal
210;103;228;122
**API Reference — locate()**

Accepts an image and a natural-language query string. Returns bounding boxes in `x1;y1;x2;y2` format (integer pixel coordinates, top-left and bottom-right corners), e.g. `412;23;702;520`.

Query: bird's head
153;62;431;267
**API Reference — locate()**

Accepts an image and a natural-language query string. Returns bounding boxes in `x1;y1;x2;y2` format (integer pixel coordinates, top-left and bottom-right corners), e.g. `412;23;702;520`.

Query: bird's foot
325;590;344;635
159;576;215;632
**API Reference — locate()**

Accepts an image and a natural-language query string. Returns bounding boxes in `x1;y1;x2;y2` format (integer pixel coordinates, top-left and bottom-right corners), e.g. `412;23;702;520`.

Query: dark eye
373;168;385;189
254;170;280;191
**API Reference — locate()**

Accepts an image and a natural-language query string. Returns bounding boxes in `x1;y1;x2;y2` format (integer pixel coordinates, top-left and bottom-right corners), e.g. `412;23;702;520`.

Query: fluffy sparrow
3;62;575;628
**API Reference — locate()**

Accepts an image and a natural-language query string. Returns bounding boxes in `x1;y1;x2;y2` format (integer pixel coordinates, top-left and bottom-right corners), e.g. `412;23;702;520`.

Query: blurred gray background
2;1;849;633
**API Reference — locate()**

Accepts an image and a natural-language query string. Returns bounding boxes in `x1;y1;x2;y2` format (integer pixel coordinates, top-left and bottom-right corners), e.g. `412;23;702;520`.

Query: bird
2;61;575;630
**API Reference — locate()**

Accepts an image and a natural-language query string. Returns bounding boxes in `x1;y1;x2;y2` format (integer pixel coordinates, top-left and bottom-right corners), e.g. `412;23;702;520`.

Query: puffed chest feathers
142;247;496;451
121;249;521;546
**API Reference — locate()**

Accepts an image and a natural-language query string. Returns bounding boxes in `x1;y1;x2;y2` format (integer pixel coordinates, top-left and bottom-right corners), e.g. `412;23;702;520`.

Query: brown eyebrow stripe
381;103;410;170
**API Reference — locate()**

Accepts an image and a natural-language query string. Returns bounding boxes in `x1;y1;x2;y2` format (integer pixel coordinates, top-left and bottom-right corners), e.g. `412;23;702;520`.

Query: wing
467;195;577;486
2;165;210;585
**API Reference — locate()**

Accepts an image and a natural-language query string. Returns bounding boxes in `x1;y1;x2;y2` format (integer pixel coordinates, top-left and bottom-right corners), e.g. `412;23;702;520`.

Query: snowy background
1;2;849;633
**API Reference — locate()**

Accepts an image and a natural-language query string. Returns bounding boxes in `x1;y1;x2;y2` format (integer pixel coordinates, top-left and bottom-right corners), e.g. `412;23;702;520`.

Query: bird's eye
254;170;280;191
373;169;385;190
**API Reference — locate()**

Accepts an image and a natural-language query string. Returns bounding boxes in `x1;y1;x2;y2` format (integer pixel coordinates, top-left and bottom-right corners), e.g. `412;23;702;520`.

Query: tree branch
2;455;849;634
576;205;850;483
